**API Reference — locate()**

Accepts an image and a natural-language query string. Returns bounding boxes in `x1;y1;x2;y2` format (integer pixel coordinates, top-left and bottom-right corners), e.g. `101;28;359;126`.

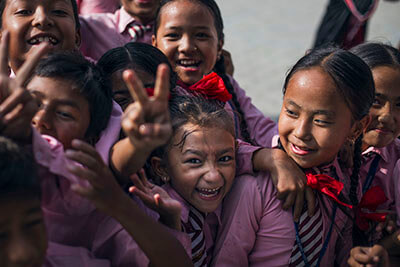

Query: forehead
111;69;155;92
28;76;87;104
160;1;215;28
172;124;234;152
284;68;347;112
5;0;73;8
372;66;400;97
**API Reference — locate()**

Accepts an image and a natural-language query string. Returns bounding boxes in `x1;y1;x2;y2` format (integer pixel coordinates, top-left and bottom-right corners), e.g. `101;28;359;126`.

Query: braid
349;135;363;206
214;55;254;145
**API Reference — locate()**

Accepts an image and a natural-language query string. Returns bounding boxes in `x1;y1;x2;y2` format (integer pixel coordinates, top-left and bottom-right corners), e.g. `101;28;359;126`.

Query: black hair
150;95;234;180
154;0;253;144
97;42;177;98
0;136;40;197
32;51;112;142
0;0;80;29
351;42;400;70
284;46;375;207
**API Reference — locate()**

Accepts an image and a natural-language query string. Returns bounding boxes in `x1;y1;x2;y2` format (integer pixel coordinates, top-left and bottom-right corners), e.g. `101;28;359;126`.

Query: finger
347;257;364;267
2;103;23;123
0;88;30;116
67;164;97;186
153;64;170;102
386;220;395;233
282;192;295;211
65;149;99;171
293;192;304;223
0;31;9;75
130;186;155;205
123;69;148;106
70;139;104;164
138;123;171;139
305;187;316;217
130;174;148;193
15;42;49;87
353;252;373;264
154;193;162;207
138;169;151;188
70;183;93;198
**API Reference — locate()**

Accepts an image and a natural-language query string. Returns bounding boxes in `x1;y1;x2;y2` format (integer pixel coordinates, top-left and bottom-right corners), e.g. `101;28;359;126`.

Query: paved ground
218;0;400;119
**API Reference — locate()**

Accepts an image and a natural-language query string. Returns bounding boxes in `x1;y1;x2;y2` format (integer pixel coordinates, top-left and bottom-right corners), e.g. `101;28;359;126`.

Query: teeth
28;36;58;45
198;187;220;193
178;59;199;66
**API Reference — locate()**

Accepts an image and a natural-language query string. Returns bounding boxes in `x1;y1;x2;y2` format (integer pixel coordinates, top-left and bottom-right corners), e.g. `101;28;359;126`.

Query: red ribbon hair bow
306;172;353;209
356;186;388;231
177;72;232;102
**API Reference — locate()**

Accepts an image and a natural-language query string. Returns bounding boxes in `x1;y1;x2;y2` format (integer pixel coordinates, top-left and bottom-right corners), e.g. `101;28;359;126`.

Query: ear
150;156;170;183
349;115;371;141
152;35;157;47
75;29;82;48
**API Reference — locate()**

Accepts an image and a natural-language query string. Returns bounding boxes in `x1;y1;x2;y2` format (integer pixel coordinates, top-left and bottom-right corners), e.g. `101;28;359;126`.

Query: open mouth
27;35;59;46
176;59;201;70
290;143;315;155
196;186;222;199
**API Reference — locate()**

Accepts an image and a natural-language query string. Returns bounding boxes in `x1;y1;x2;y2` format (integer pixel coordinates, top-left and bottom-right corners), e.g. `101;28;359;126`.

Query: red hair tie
177;72;232;102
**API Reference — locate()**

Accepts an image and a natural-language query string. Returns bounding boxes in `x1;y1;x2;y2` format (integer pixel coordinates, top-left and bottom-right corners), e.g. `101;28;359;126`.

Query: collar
118;7;154;34
163;184;222;225
362;146;389;163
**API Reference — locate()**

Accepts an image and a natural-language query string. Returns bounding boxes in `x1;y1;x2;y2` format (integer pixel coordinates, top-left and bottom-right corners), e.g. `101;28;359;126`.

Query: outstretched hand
130;169;182;231
122;64;172;153
66;139;130;218
0;31;49;141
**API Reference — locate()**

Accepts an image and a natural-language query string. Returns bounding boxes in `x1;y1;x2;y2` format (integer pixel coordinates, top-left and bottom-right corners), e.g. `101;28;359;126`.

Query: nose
202;164;222;184
7;233;37;265
377;102;394;125
293;118;312;141
32;7;54;29
32;107;51;131
178;35;197;54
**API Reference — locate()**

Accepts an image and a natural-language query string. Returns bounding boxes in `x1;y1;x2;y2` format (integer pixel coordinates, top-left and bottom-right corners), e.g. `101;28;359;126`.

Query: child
350;43;400;244
97;42;176;111
212;46;374;266
0;0;122;164
79;0;160;61
151;0;317;220
0;136;112;266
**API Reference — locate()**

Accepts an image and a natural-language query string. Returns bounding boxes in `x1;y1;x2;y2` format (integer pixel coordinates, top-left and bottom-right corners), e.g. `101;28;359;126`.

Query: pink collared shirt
163;184;220;261
393;160;400;227
77;0;119;15
358;139;400;211
79;7;154;61
211;172;294;267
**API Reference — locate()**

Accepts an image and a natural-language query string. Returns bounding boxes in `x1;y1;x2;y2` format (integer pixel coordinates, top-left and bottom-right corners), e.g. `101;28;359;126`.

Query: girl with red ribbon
213;46;374;267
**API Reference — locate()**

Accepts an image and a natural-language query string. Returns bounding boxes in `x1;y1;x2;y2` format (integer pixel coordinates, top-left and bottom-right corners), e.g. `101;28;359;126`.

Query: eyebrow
286;99;335;116
286;100;301;109
182;149;204;157
217;148;235;155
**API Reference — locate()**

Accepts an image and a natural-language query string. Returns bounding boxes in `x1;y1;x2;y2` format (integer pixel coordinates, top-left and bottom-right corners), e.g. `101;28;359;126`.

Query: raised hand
129;169;182;231
66;139;130;218
0;31;49;141
122;64;172;152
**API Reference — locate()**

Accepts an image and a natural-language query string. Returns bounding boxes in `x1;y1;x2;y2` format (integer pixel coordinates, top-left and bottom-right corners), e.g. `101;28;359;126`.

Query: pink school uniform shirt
393;160;400;227
163;184;220;262
79;7;153;61
358;139;400;211
211;172;294;267
77;0;120;15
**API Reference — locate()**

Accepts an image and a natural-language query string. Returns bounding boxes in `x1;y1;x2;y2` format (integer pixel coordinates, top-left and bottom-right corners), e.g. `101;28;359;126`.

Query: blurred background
218;0;400;120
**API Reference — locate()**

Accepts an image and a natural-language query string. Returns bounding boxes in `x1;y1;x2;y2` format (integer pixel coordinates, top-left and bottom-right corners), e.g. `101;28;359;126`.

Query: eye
219;155;233;162
314;119;332;126
285;108;298;118
56;110;74;120
165;32;180;40
372;98;383;107
52;9;68;16
185;158;201;164
196;32;210;39
15;9;32;15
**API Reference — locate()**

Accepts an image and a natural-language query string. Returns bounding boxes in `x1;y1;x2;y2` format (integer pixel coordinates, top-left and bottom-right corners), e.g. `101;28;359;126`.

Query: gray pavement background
218;0;400;119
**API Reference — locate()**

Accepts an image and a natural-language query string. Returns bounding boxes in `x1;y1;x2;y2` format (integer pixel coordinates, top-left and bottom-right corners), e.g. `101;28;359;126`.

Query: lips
196;186;222;200
290;142;315;155
27;34;59;46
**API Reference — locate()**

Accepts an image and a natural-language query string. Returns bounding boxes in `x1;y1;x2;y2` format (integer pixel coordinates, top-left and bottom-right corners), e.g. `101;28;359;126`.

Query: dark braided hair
284;46;375;208
154;0;254;144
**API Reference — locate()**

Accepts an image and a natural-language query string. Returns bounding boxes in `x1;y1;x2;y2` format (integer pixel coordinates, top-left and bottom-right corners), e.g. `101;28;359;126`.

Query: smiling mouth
290;143;315;155
177;59;201;69
27;36;59;46
196;187;222;199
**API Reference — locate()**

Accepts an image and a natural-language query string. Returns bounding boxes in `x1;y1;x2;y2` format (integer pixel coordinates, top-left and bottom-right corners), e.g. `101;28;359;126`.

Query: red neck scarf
177;72;232;102
306;171;353;209
356;186;388;231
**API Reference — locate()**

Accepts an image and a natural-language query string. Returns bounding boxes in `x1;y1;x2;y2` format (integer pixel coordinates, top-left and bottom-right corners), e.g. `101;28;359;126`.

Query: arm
66;140;193;267
110;65;172;184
